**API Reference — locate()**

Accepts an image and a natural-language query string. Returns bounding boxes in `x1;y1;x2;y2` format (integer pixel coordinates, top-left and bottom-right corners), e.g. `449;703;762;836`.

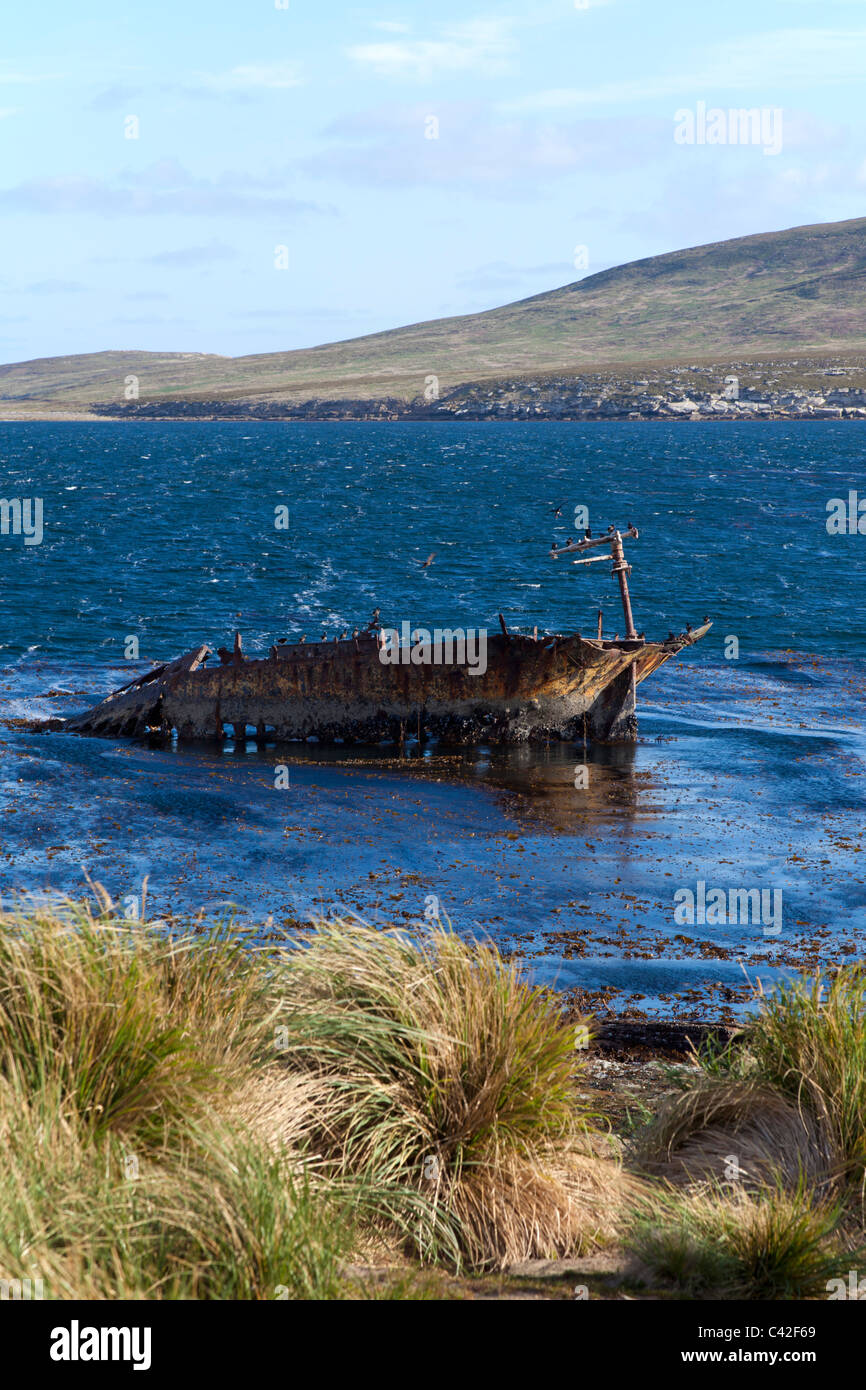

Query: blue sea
0;420;864;1018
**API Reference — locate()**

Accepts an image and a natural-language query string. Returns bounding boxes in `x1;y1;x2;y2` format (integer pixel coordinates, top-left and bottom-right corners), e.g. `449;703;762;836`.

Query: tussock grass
638;1079;836;1192
0;1077;350;1299
637;968;866;1202
629;1179;855;1299
5;890;855;1299
0;894;615;1294
268;917;611;1270
740;969;866;1182
0;893;349;1298
0;890;276;1145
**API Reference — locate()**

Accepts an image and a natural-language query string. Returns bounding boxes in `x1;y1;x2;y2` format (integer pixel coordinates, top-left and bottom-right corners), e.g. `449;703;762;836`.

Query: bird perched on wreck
365;608;381;631
584;527;592;539
320;630;327;642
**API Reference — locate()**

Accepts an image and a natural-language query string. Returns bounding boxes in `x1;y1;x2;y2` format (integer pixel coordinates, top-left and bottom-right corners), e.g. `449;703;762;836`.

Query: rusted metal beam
610;530;638;640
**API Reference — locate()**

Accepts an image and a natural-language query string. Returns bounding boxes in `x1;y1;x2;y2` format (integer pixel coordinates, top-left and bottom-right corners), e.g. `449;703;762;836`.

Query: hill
4;216;866;415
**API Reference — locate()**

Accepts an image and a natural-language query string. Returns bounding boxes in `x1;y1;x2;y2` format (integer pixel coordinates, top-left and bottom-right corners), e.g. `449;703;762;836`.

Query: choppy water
0;420;864;1018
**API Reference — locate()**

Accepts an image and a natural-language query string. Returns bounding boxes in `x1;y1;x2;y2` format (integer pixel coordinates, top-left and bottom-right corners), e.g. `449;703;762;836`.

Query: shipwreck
36;526;710;746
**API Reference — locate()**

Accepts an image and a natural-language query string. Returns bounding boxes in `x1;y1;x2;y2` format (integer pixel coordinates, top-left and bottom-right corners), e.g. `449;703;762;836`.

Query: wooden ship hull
39;623;711;746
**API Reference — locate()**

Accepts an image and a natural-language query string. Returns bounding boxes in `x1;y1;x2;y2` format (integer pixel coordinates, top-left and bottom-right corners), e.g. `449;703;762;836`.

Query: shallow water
0;420;864;1017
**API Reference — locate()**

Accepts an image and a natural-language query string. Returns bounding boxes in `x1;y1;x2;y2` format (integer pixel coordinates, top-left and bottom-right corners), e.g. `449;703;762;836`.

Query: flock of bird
284;607;382;646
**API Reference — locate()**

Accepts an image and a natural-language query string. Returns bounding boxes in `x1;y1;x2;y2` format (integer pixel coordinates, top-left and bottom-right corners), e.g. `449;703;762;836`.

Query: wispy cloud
88;62;303;110
0;67;58;85
230;306;371;319
311;104;668;191
25;279;86;294
456;259;573;292
89;85;144;111
147;241;238;267
111;314;190;326
0;162;328;218
346;17;518;81
509;27;866;111
195;62;303;91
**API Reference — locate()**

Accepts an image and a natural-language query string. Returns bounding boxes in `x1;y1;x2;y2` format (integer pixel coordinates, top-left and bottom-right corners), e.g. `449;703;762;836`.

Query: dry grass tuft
0;894;623;1292
638;1078;836;1192
629;1178;856;1299
636;968;866;1208
268;916;611;1269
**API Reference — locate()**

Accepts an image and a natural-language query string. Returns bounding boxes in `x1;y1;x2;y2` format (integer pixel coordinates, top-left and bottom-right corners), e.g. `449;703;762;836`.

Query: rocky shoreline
88;360;866;423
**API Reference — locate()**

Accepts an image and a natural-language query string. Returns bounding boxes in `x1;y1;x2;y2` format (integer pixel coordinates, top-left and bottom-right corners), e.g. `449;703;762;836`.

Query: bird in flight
421;553;435;568
549;502;565;517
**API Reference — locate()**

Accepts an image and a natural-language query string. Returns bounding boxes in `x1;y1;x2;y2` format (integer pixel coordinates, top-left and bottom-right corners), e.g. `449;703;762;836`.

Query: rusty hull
41;622;711;746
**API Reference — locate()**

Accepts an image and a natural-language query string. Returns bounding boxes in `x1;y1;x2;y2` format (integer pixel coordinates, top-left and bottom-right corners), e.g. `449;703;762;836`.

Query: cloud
456;259;573;292
111;314;190;325
87;62;302;110
0;67;57;85
89;85;143;111
615;154;866;249
125;291;170;300
231;306;371;319
310;104;669;190
194;62;303;92
0;163;329;218
0;108;20;120
147;241;238;267
25;279;86;294
509;27;866;111
346;17;518;81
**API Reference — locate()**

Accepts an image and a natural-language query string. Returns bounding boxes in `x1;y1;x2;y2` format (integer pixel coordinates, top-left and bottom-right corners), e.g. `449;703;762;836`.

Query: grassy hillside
4;216;866;411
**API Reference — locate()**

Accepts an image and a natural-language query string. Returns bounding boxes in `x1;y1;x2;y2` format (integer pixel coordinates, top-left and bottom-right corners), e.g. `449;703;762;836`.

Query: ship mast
551;524;641;641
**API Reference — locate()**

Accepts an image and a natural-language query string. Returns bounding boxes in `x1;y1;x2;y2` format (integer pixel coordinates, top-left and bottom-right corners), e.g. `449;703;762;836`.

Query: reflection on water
228;736;649;833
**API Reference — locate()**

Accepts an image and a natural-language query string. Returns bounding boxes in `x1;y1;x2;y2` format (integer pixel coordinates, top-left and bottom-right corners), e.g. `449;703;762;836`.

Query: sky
2;0;866;364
